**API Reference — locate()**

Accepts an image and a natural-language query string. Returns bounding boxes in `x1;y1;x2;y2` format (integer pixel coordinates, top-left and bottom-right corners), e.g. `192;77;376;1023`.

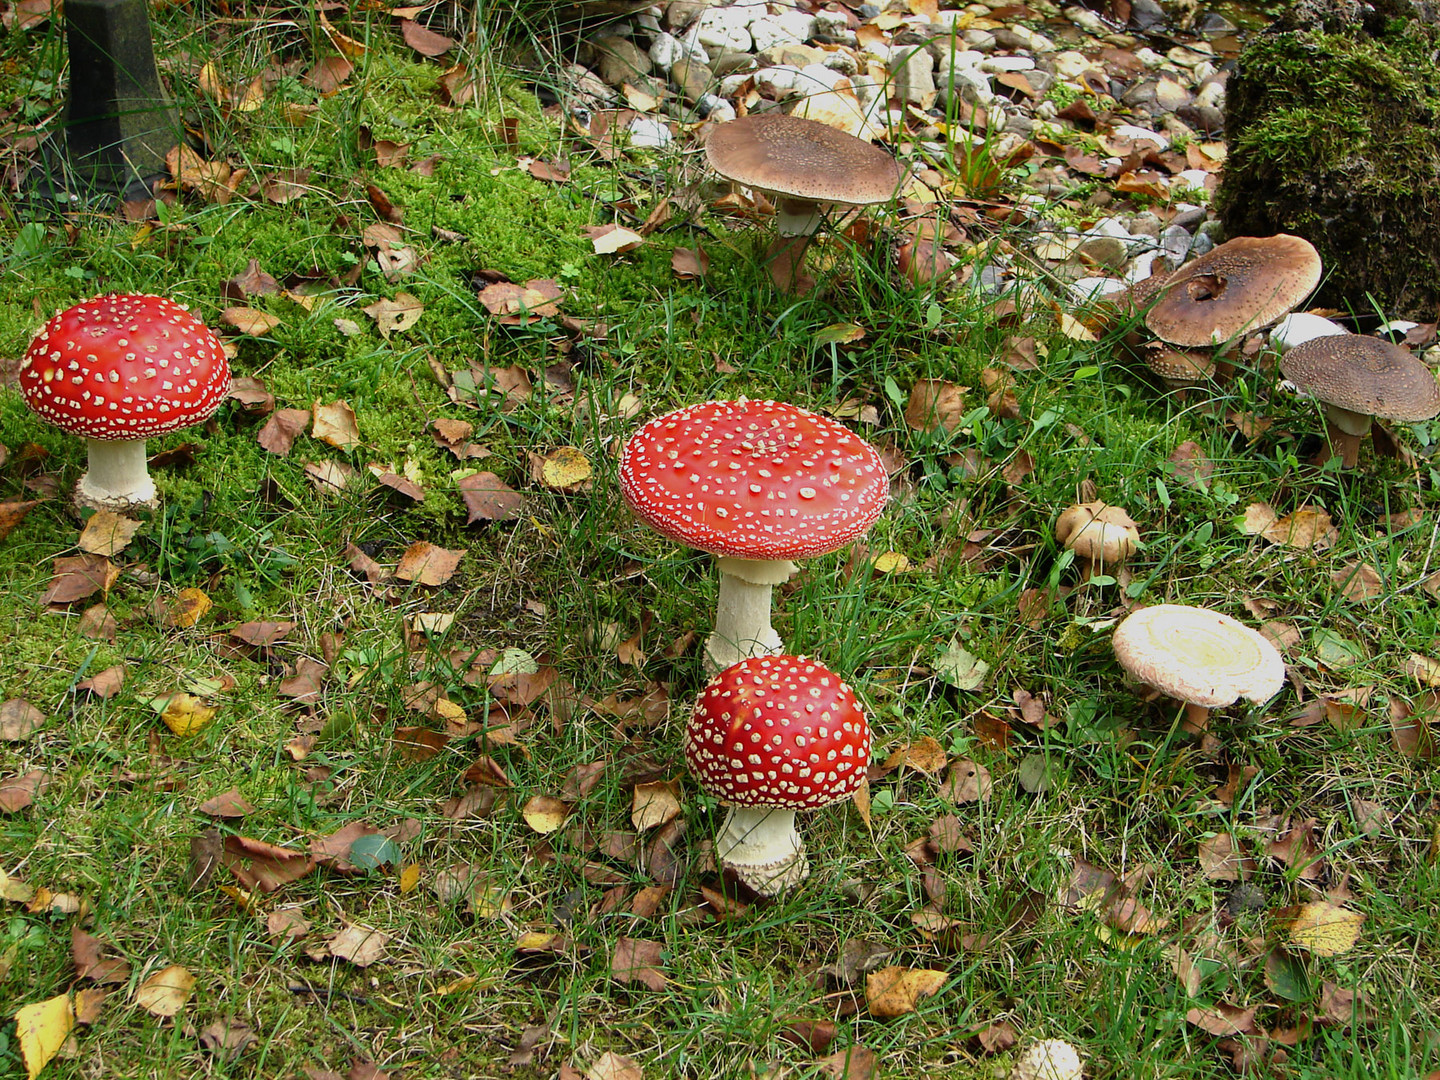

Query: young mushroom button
619;399;888;672
685;654;872;895
18;294;231;511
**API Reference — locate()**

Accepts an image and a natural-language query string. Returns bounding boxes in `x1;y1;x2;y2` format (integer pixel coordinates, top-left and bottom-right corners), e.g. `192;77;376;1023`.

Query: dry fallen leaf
0;699;44;741
134;965;196;1017
15;993;73;1080
257;409;311;455
631;780;682;832
394;542;464;586
458;472;526;523
362;292;424;338
0;499;42;542
610;936;666;991
522;795;570;834
864;966;947;1018
537;447;593;491
587;224;644;255
78;509;141;556
327;924;389;967
157;692;217;736
312;400;362;450
0;770;51;814
1287;901;1364;957
904;379;967;432
1261;507;1337;551
585;1051;643;1080
1332;561;1383;602
221;306;282;335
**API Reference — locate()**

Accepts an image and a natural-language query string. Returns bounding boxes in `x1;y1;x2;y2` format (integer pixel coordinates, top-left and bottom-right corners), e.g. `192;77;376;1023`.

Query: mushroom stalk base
715;805;808;896
78;437;156;511
1320;404;1371;469
706;556;798;673
775;196;824;238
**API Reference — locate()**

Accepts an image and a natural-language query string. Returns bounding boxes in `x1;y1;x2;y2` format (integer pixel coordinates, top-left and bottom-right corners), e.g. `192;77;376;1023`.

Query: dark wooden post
50;0;179;198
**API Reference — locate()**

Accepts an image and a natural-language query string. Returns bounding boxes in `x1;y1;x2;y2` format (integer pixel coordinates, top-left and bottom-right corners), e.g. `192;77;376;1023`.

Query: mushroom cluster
705;113;906;293
18;294;232;511
686;654;871;895
1054;501;1140;583
619;398;888;671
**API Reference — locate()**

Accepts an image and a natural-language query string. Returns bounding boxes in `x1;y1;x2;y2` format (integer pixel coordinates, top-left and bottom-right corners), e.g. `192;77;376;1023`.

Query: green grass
2;4;1439;1079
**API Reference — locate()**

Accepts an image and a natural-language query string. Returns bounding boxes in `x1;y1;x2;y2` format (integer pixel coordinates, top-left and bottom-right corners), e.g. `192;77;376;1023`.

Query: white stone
813;8;849;35
1111;123;1169;149
1173;169;1210;191
702;95;736;122
1192;60;1217;82
1195;80;1226;110
1051;50;1092;79
1134;46;1165;68
849;72;883;104
890;44;936;103
860;42;894;65
695;7;753;52
677;27;712;64
1270;314;1349;352
1125;250;1159;283
963;28;997;50
1007;25;1055;51
627;114;672;147
798;63;845;91
1377;319;1419;336
1167;42;1214;67
1072;276;1129;301
718;72;753;96
635;11;662;33
1065;6;1106;32
754;64;803;97
750;10;815;52
936;60;994;105
1084;216;1136;244
823;49;858;75
981;55;1036;72
648;31;686;71
1033;99;1057;119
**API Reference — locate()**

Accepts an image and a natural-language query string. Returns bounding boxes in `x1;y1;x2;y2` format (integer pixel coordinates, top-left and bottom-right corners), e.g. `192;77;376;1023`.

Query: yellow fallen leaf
521;795;569;834
16;993;73;1080
170;587;212;628
872;551;911;574
539;446;593;490
1288;901;1364;957
77;509;141;557
864;966;948;1018
133;965;195;1017
398;863;421;895
158;693;216;736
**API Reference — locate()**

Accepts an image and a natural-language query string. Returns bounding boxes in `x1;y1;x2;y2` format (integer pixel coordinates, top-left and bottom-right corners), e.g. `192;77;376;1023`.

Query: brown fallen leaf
257;409;311;455
400;17;453;56
198;1016;258;1061
671;246;709;279
865;966;947;1018
1332;561;1383;602
586;224;644;255
198;788;257;818
817;1044;879;1080
267;907;312;941
72;927;131;984
585;1052;643;1080
312;400;362;450
362;292;424;338
231;620;295;647
521;795;570;834
459;471;526;522
904;379;967;432
939;759;992;804
880;735;948;776
0;698;45;741
478;279;563;323
326;924;389;966
41;554;118;605
310;821;387;873
0;499;41;542
1185;1002;1257;1037
611;937;666;991
221;306;282;335
0;769;49;813
394;541;464;585
1390;695;1437;759
1261;507;1337;551
220;835;314;892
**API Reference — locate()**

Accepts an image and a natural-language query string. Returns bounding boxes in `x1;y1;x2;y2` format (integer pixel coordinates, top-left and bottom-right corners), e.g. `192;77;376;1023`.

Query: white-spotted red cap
619;399;888;561
18;294;231;441
686;654;871;809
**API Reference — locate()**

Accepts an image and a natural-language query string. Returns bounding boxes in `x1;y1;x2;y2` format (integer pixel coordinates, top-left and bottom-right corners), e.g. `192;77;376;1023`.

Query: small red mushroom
686;654;871;894
619;399;888;671
19;294;231;511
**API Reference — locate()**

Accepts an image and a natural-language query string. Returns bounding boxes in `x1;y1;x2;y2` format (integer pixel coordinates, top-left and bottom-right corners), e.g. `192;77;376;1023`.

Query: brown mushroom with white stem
1279;334;1440;468
18;294;231;511
705;113;907;293
619;399;888;673
686;654;871;895
1054;502;1140;583
1112;604;1283;732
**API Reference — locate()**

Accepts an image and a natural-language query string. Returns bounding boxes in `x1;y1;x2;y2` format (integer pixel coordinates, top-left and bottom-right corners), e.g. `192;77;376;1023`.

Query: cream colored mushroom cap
1009;1039;1083;1080
1112;604;1283;708
1055;502;1139;564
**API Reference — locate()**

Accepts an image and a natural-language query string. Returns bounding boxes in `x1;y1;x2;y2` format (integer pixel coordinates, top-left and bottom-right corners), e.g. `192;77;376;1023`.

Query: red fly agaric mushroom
18;294;231;511
705;114;906;293
686;654;871;895
619;399;888;672
1112;604;1283;731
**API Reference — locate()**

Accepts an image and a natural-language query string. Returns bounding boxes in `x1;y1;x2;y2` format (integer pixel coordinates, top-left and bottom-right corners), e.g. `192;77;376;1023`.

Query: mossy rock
1216;0;1440;319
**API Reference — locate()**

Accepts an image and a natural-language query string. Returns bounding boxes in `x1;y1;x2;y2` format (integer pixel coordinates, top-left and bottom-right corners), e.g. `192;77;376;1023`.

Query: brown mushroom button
1145;234;1321;347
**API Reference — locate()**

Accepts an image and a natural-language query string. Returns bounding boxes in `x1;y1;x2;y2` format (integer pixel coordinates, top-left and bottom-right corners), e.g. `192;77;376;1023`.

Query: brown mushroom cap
705;114;906;207
1279;334;1440;423
1055;502;1139;565
1142;342;1217;384
1112;604;1284;709
1145;234;1322;347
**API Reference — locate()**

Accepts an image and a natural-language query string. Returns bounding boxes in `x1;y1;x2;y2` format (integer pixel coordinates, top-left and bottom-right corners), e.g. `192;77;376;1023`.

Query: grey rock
592;35;653;85
665;0;708;30
1128;0;1166;30
1078;235;1129;270
1159;224;1193;261
710;50;757;76
890;44;936;104
671;57;716;102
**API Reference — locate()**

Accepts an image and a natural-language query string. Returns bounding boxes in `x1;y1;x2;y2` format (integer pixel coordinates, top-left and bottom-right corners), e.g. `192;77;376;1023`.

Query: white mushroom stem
78;437;157;510
715;805;809;895
707;556;798;672
775;196;825;237
1321;403;1372;469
